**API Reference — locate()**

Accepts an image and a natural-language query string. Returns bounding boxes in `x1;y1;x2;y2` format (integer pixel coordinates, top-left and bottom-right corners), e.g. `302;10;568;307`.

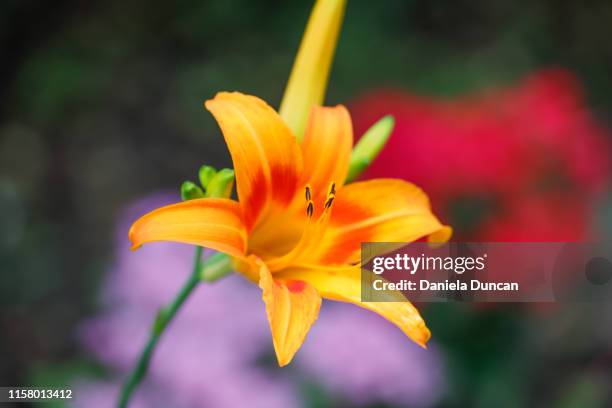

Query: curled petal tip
417;327;432;349
128;226;138;250
428;225;453;245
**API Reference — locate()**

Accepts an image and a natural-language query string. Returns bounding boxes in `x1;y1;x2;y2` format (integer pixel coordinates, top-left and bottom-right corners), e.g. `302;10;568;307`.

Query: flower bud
180;181;204;201
198;165;217;190
346;115;394;182
205;168;235;198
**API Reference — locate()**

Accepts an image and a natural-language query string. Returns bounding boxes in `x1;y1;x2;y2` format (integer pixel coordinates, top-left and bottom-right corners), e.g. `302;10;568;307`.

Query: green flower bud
346;115;394;182
198;165;217;190
180;181;204;201
205;168;235;198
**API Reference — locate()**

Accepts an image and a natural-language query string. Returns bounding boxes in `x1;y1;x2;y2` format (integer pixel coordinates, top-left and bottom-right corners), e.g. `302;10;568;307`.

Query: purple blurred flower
74;193;446;407
71;381;173;408
297;302;446;407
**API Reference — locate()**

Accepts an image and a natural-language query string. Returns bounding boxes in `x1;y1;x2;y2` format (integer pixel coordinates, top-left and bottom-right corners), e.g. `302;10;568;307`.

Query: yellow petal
128;198;247;258
256;258;321;367
205;92;303;230
277;266;431;347
428;225;453;244
308;179;452;264
301;105;353;204
279;0;347;140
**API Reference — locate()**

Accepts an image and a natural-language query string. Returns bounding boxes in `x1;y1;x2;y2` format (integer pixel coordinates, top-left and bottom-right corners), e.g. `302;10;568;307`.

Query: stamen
328;182;336;196
267;185;335;272
323;182;336;212
305;185;312;202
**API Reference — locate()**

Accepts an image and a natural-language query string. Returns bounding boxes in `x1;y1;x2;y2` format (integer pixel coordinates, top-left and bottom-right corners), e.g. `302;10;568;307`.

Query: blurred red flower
351;69;611;241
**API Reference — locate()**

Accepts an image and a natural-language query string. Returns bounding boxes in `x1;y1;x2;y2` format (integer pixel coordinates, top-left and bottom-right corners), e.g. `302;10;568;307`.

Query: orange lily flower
129;91;452;366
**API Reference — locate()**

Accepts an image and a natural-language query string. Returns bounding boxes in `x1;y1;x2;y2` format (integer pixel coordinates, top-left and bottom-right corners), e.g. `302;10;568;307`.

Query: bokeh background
1;0;612;407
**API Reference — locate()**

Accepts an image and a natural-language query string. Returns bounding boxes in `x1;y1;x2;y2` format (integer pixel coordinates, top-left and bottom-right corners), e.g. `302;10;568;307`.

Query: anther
305;185;312;202
328;182;336;196
306;201;314;217
324;196;334;210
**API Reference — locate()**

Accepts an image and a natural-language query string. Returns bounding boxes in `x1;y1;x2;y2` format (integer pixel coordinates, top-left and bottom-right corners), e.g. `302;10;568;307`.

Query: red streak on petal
320;226;373;264
285;280;307;293
319;198;375;264
330;198;372;226
271;164;300;206
242;171;268;231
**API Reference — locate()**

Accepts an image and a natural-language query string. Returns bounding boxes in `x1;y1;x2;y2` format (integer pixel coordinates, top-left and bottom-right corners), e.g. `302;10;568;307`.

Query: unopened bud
180;181;204;201
205;168;235;198
346;115;394;182
198;165;217;190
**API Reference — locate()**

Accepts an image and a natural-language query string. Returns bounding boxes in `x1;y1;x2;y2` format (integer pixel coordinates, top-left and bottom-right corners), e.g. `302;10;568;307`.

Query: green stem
200;252;233;282
118;246;203;408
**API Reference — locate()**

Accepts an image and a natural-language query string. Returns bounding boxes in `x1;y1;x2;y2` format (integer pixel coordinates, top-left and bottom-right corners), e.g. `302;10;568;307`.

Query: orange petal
310;179;452;264
301;105;353;204
256;258;321;367
205;92;303;230
129;198;247;258
277;265;430;347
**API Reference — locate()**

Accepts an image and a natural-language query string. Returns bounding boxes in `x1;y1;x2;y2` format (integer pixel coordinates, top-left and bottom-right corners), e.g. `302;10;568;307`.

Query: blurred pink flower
350;69;611;241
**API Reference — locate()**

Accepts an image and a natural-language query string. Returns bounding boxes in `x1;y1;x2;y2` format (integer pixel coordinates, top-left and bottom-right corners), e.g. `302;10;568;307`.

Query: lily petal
129;198;247;258
277;265;431;347
257;258;321;367
279;0;347;140
205;92;303;230
309;179;451;264
302;105;353;204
